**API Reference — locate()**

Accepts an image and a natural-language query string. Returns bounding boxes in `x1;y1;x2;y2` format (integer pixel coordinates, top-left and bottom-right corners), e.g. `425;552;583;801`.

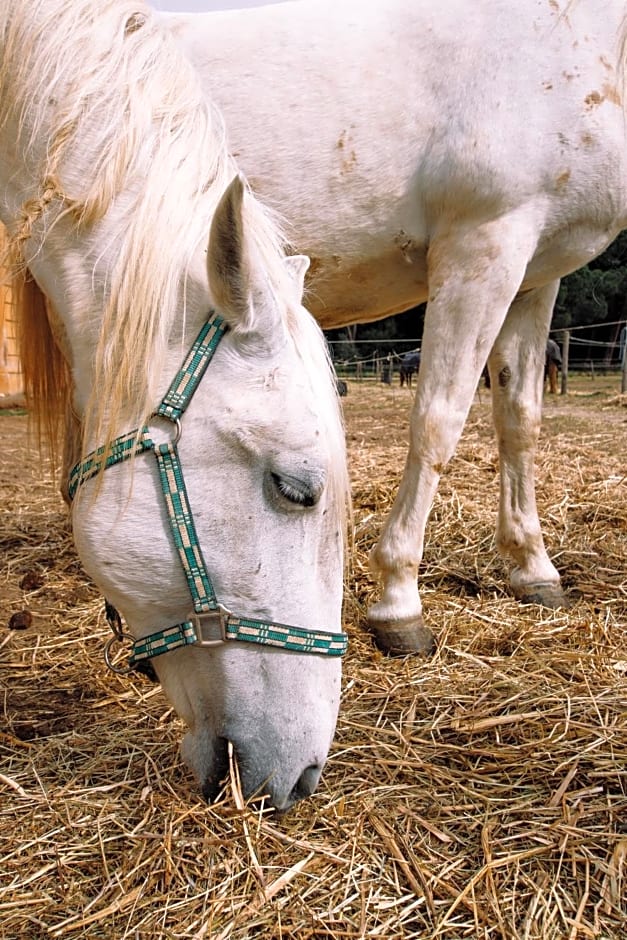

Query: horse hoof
517;582;568;609
367;615;436;657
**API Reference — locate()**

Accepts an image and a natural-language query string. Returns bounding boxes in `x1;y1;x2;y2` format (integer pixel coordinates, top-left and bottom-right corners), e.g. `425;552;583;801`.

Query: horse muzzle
182;727;325;811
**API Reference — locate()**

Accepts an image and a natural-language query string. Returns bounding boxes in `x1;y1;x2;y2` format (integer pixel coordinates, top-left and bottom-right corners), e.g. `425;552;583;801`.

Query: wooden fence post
560;330;569;395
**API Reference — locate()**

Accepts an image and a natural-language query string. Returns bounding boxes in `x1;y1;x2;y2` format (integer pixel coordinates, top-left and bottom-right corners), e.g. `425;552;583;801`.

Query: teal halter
69;314;348;677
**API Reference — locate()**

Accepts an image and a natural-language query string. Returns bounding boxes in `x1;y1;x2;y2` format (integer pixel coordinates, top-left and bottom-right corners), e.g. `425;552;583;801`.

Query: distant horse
483;340;562;395
0;0;350;810
399;351;421;388
165;0;627;653
545;338;562;394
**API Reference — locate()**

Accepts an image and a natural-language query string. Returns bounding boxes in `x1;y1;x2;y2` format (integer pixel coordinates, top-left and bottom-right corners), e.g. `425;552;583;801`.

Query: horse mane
0;0;290;454
15;270;73;469
0;0;349;522
0;223;71;468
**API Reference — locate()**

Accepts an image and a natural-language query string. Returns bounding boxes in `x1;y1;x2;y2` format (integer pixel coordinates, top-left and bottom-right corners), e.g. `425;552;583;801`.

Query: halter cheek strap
69;313;348;677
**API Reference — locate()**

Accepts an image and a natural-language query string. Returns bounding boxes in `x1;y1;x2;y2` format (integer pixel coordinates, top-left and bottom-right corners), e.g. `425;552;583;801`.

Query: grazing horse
164;0;627;653
399;351;421;389
483;340;562;394
545;338;562;394
0;0;350;810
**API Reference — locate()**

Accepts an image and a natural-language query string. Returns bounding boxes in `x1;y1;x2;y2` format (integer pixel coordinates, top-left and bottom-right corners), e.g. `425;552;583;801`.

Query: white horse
163;0;627;653
0;0;350;810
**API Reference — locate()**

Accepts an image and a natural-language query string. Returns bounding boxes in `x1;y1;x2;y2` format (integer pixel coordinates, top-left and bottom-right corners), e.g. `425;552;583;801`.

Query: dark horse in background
399;350;421;387
545;338;562;394
483;339;561;392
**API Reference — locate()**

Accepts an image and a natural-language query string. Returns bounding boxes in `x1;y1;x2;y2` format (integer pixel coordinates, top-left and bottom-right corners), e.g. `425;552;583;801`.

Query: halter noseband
69;314;348;678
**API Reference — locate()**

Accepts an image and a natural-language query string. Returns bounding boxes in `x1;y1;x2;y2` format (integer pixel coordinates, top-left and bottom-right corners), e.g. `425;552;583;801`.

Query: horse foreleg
489;281;566;608
368;219;535;654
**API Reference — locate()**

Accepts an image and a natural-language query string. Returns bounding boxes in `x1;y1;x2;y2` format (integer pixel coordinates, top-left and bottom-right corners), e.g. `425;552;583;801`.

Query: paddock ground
1;375;626;939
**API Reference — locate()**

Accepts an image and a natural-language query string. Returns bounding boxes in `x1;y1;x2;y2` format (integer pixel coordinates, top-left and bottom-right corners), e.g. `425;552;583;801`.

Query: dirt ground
1;374;626;939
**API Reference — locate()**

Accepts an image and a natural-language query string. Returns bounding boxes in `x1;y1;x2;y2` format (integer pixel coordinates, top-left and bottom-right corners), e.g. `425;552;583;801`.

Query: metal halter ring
104;632;136;675
146;413;182;448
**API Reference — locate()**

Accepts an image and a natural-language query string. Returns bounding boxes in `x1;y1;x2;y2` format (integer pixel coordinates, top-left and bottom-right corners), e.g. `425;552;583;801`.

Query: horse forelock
0;0;291;460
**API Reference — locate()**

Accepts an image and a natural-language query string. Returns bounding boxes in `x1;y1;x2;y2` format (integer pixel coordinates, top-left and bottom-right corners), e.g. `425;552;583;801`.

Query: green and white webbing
69;313;348;672
68;315;227;499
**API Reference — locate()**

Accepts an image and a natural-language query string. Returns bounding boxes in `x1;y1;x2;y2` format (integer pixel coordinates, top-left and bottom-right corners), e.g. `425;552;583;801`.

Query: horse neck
0;108;208;453
0;0;291;457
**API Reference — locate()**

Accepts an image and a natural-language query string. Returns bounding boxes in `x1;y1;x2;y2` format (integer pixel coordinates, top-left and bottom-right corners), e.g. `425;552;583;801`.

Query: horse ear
207;174;252;330
207;174;284;353
284;254;310;301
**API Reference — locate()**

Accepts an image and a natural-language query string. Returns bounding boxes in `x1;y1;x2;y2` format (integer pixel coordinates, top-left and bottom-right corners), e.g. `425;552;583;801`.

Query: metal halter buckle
189;604;232;648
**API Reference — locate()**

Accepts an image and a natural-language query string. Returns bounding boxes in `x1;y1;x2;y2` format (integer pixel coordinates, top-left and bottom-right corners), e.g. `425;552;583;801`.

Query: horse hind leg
488;281;566;609
368;215;538;654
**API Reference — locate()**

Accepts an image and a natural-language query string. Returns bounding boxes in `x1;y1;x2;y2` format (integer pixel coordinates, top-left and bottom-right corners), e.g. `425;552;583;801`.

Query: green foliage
326;305;426;360
554;230;627;329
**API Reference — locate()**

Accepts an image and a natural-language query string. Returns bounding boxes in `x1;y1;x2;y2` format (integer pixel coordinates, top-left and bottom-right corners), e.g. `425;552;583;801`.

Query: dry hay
1;376;626;940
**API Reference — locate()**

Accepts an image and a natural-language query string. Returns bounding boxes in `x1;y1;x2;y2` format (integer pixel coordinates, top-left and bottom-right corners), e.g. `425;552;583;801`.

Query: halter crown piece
69;313;348;678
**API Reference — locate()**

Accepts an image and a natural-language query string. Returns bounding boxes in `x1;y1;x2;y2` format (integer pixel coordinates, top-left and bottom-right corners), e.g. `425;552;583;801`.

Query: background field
1;375;626;939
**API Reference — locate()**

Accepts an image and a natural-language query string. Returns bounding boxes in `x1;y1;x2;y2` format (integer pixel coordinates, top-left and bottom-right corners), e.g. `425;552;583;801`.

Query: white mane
0;0;349;525
0;0;287;435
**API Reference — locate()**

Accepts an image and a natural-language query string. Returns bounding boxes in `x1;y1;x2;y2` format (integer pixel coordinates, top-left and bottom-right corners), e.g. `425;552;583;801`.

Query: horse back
165;0;627;323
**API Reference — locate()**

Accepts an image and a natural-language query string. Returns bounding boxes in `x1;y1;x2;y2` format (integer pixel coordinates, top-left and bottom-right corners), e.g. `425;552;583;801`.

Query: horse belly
309;250;429;327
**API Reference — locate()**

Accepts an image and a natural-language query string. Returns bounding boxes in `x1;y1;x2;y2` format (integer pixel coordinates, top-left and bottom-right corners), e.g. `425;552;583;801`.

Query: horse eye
270;472;317;508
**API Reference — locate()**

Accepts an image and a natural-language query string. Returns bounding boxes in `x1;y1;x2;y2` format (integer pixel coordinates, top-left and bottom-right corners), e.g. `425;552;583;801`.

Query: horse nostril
200;737;229;804
288;764;322;805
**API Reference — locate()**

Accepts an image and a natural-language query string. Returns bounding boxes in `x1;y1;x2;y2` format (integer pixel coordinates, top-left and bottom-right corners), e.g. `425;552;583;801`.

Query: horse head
0;1;349;810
